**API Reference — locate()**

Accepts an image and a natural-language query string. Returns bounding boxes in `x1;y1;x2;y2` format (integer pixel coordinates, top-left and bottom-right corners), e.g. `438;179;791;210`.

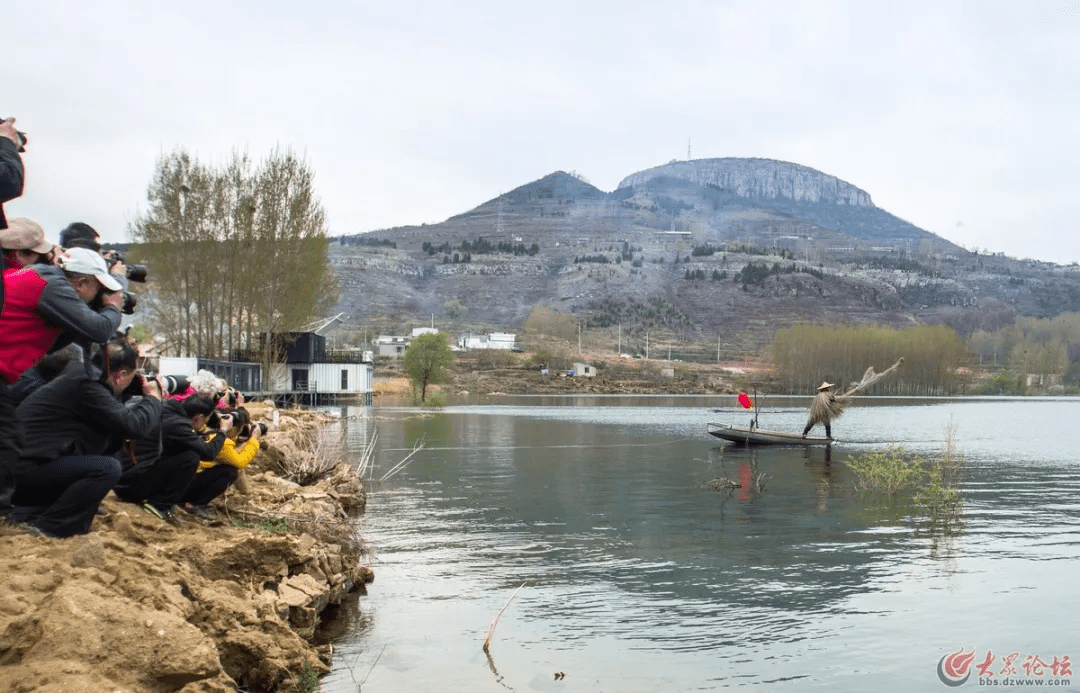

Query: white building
267;362;373;397
572;362;597;377
376;335;410;358
458;332;518;351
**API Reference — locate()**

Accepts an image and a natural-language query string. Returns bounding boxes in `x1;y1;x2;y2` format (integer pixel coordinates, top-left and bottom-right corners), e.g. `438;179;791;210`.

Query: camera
91;285;138;315
120;291;137;315
123;372;189;398
241;422;268;438
102;250;148;283
1;118;27;152
208;411;235;430
159;374;189;395
224;388;246;408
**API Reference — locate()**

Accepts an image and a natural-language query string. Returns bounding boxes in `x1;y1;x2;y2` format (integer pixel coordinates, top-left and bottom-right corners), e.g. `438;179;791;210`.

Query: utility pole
646;331;650;360
618;324;621;355
578;321;582;354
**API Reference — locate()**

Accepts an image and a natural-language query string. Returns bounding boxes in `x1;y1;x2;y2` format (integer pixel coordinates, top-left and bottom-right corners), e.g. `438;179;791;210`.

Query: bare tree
130;148;339;361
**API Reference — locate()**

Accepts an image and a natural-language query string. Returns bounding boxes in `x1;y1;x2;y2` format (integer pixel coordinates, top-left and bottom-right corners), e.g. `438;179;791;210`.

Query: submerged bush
416;389;447;408
845;445;923;494
843;421;965;533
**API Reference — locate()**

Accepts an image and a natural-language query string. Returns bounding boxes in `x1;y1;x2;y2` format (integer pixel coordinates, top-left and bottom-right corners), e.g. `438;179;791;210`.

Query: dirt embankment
0;403;372;693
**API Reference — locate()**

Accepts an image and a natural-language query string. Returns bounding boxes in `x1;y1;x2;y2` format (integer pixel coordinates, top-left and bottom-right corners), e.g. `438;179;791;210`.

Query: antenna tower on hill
687;138;691;160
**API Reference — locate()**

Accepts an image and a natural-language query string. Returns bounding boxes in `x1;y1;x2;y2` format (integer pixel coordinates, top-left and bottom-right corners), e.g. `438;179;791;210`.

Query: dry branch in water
483;583;526;652
355;427;377;480
378;437;426;482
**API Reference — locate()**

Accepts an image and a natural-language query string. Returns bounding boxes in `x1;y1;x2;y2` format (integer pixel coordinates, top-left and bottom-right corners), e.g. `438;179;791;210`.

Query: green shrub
844;445;924;494
844;421;965;534
291;663;320;693
969;370;1026;395
416;390;447;408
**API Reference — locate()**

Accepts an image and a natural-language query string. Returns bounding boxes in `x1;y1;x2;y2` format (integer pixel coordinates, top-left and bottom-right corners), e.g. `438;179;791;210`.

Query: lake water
316;396;1080;692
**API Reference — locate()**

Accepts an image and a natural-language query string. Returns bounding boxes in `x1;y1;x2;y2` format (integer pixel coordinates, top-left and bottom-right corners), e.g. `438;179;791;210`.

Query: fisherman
802;381;848;439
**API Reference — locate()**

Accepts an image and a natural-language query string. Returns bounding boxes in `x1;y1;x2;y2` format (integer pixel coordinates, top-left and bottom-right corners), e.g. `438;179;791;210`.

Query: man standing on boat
802;381;848;439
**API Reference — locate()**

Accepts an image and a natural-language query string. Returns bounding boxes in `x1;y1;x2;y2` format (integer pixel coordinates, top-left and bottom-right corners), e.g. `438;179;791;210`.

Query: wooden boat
707;422;833;446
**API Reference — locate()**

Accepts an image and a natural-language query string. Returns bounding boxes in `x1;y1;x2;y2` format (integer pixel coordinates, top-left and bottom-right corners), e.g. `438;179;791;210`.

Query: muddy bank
0;403;372;693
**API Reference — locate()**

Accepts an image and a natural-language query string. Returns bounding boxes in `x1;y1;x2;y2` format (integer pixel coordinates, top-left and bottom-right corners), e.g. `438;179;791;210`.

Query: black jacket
130;399;226;466
16;361;163;462
0;137;23;230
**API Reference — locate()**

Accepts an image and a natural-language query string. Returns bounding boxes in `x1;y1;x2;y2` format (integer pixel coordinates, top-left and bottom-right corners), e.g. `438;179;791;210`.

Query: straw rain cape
806;357;905;427
806;389;849;428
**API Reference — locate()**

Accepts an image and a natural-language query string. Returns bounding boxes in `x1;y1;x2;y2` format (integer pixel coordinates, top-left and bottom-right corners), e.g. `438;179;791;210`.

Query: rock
0;405;373;693
0;581;221;691
621;158;874;206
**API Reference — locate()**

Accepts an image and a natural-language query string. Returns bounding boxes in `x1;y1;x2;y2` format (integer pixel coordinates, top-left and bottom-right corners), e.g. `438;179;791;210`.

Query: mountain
616;158;949;250
329;160;1080;354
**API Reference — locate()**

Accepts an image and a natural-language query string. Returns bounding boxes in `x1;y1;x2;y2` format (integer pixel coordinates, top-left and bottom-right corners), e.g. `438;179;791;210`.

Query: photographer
12;338;163;537
2;217;56;270
0;117;24;230
0;246;121;515
179;407;265;520
114;394;230;522
58;222;101;252
0;246;123;385
59;222;145;288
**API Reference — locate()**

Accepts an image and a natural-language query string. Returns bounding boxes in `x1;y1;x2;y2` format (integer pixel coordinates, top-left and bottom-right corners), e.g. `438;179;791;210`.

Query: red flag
737;392;752;409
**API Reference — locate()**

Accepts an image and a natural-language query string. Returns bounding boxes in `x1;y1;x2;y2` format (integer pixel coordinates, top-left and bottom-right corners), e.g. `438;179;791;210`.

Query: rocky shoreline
0;402;371;693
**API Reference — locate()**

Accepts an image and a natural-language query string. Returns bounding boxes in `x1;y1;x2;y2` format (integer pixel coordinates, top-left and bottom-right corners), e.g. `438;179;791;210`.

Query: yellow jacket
199;437;260;471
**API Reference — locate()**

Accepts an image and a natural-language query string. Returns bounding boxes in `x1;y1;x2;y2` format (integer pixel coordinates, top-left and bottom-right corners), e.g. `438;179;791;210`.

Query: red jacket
0;265;120;384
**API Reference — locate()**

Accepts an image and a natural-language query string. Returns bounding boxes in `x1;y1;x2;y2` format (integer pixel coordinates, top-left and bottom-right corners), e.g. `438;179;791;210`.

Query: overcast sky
7;1;1080;262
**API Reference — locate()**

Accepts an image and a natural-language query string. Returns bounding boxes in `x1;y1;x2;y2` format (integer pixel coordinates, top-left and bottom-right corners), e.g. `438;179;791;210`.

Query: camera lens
161;375;189;395
121;292;138;315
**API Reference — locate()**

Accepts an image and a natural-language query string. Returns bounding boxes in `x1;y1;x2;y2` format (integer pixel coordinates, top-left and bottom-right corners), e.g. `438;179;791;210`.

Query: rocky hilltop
331;159;1080;353
618;158;875;207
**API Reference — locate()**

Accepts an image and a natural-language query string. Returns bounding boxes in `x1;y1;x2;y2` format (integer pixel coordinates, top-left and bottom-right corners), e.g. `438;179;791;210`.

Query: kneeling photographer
179;407;267;520
114;393;231;522
12;338;163;538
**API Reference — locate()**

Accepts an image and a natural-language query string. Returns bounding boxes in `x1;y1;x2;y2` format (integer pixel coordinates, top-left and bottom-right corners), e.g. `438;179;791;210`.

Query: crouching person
114;394;230;522
12;338;163;537
180;407;264;520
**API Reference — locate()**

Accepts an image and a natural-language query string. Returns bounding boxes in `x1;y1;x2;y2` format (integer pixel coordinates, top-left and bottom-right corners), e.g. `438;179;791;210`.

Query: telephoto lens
161;375;190;395
126;265;148;282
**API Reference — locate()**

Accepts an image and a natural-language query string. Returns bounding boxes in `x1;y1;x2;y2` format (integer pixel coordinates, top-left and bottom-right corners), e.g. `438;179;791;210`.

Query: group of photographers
0;117;266;537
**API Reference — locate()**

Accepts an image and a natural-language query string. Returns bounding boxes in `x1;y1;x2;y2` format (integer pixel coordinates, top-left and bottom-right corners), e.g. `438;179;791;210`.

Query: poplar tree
129;148;338;361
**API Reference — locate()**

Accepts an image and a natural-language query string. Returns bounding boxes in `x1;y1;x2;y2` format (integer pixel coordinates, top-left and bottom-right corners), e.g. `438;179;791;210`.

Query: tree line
129;148;338;363
772;324;967;395
967;311;1080;391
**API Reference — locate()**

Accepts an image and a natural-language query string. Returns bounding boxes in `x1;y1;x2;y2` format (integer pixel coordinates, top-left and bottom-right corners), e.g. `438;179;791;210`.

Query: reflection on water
318;398;1080;692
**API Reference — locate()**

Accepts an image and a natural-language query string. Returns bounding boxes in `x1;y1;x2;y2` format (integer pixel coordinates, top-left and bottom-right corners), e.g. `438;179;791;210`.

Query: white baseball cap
59;247;123;291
